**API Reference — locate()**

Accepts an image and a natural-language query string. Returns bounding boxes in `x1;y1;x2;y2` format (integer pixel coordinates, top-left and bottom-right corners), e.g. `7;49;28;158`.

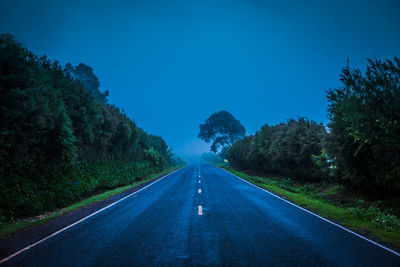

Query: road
2;164;400;266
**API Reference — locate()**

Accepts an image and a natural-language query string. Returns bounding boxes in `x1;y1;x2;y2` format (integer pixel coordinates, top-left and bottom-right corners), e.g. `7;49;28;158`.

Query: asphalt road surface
2;164;400;266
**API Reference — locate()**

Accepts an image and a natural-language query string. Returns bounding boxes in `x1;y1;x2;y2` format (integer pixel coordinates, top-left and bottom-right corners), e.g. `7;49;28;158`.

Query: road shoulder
0;166;183;260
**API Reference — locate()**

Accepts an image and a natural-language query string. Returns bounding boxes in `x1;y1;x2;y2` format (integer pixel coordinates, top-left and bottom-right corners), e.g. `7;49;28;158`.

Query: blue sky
1;0;399;156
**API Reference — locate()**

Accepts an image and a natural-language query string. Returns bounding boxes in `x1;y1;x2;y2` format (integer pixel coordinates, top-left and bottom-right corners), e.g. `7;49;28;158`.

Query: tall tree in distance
65;63;108;103
198;111;246;157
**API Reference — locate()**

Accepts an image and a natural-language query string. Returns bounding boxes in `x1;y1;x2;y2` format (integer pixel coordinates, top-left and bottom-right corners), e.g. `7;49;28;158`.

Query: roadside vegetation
218;57;400;249
224;57;400;198
225;57;400;197
0;166;182;239
0;34;184;225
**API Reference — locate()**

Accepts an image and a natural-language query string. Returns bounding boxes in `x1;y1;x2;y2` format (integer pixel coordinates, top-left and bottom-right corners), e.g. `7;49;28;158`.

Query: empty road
2;164;400;266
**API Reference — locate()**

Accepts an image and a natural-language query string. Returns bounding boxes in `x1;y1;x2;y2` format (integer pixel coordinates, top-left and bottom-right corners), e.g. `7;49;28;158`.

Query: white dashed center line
198;205;203;215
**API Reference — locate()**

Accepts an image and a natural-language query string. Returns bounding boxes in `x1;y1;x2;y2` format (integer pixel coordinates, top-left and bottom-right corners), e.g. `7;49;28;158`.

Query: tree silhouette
65;62;108;103
198;111;246;157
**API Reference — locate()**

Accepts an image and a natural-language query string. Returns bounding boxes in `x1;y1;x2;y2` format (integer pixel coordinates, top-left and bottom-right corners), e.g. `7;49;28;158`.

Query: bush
326;58;400;196
227;117;329;182
0;161;164;219
347;200;400;232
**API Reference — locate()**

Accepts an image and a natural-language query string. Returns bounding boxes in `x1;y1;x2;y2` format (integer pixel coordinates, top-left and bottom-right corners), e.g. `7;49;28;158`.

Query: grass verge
0;166;183;239
220;165;400;251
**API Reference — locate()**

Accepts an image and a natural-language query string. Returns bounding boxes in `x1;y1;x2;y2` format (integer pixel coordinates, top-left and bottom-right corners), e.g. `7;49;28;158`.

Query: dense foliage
198;110;245;157
0;34;176;219
227;57;400;198
65;62;108;104
326;58;400;195
227;118;329;182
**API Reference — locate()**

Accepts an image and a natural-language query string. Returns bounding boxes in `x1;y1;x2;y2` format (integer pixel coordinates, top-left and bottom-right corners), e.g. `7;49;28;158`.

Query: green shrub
347;200;400;232
326;57;400;196
374;212;400;232
0;160;167;219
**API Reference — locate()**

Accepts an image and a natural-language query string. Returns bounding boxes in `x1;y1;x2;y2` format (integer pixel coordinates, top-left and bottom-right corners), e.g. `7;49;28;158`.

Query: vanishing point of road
2;164;400;266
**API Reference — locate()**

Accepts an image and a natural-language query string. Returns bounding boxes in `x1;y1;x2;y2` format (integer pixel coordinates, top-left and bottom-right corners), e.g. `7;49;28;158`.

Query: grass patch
0;166;182;239
221;166;400;251
321;184;341;196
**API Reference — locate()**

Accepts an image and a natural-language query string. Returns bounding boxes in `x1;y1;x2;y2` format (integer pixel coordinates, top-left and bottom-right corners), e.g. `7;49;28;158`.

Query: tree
0;35;176;218
198;111;246;157
65;63;108;103
326;57;400;195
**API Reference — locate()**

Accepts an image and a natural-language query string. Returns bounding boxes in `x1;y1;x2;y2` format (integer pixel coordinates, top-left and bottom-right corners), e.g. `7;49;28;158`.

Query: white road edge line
0;167;186;264
219;167;400;257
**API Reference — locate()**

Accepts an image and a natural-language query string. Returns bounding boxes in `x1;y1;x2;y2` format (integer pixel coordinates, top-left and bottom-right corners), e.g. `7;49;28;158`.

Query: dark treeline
227;57;400;197
227;118;330;182
0;34;178;219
